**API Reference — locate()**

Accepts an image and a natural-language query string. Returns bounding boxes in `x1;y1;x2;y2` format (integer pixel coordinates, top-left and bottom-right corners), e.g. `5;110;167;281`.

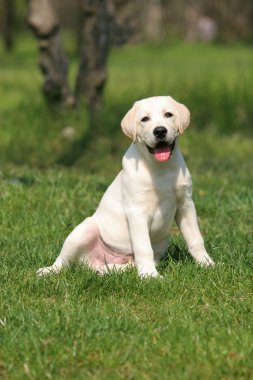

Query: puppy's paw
138;268;162;279
196;254;215;267
36;266;56;276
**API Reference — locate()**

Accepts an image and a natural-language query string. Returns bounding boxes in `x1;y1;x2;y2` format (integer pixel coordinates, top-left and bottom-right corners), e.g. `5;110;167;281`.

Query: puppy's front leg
127;212;159;278
175;194;215;267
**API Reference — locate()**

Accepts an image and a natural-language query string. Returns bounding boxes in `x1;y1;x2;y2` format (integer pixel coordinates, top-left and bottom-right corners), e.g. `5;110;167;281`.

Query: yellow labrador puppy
37;96;214;278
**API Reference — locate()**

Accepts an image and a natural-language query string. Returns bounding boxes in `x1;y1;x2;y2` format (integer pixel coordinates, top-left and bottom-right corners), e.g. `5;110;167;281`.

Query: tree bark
143;0;163;42
75;0;110;110
27;0;75;106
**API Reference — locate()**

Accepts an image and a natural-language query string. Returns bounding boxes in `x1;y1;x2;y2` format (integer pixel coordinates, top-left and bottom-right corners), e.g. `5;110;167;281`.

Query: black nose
153;126;168;139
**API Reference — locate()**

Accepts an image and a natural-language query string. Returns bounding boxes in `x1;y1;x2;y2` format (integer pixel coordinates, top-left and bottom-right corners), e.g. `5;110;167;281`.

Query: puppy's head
121;96;190;162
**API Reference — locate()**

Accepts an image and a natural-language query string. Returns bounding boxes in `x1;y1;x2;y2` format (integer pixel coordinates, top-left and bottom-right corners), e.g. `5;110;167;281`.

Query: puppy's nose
153;126;168;139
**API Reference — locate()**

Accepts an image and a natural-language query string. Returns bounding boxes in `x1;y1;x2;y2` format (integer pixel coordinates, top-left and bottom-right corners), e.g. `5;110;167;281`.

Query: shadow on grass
57;117;94;166
158;242;190;273
2;173;37;187
56;101;129;167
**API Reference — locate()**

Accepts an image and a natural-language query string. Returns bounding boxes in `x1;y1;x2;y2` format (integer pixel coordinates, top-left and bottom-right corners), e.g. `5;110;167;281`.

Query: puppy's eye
141;116;150;122
164;112;173;118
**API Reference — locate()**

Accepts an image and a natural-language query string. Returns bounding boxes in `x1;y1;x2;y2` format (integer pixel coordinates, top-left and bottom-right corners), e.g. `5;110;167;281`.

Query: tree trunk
75;0;110;110
2;0;14;50
27;0;75;106
143;0;163;42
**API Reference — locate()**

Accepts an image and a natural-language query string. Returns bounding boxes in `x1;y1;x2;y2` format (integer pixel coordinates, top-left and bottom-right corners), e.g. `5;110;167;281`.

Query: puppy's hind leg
37;217;99;276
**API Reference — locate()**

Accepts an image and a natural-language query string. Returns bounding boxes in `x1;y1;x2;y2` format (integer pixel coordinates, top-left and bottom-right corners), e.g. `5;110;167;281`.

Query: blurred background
0;0;252;173
1;3;253;378
2;0;253;48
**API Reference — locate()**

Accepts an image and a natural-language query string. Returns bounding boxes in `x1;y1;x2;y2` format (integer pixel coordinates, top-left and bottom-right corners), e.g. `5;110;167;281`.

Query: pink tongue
154;145;171;162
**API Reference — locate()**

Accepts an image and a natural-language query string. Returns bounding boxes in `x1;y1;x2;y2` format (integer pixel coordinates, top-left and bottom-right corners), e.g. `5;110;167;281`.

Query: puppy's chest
144;183;177;236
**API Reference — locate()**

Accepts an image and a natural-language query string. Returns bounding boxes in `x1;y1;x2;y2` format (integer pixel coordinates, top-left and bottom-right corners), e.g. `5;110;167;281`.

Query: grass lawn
0;35;253;379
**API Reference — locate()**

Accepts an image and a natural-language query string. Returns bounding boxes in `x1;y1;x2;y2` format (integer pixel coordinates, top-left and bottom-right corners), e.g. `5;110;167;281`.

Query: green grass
0;35;253;379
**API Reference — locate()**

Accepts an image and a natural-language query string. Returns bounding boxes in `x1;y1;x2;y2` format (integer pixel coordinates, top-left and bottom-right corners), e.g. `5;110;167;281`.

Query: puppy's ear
170;98;190;134
121;102;138;141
